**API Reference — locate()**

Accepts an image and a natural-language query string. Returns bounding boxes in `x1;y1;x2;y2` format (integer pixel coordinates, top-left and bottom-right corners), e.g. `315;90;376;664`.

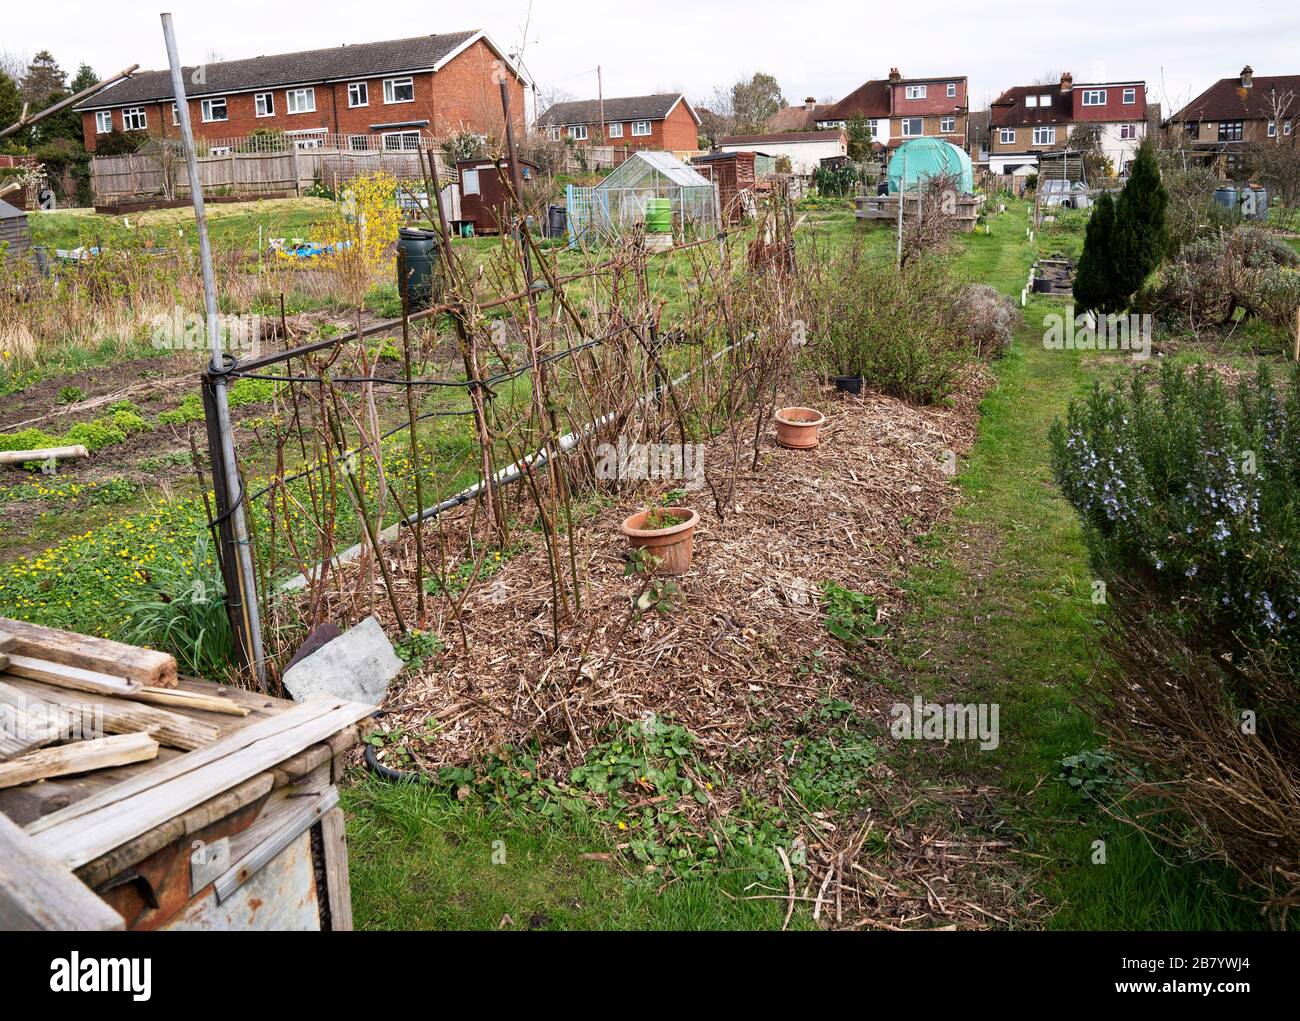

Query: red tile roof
821;80;891;121
765;103;832;132
990;85;1073;126
1172;74;1300;122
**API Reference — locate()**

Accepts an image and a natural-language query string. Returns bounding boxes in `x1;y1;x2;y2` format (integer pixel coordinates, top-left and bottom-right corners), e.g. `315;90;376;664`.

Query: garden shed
0;199;31;262
455;157;540;236
690;151;757;226
566;151;719;244
887;138;974;195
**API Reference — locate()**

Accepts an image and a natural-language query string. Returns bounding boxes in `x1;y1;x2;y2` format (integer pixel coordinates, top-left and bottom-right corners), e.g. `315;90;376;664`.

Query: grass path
890;279;1266;926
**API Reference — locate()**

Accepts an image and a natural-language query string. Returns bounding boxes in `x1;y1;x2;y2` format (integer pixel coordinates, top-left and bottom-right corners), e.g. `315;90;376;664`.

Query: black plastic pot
833;375;863;395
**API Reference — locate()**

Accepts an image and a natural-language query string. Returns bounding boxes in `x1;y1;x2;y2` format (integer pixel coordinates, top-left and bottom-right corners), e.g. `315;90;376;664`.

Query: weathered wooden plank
0;811;124;930
75;773;275;890
0;733;160;790
0;616;177;688
3;656;140;697
0;679;76;760
2;677;219;751
215;786;338;902
35;703;373;868
319;806;353;931
25;697;346;837
127;685;250;716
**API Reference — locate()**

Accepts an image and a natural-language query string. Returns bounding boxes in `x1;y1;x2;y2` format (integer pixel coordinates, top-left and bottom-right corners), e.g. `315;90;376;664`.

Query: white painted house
717;129;848;176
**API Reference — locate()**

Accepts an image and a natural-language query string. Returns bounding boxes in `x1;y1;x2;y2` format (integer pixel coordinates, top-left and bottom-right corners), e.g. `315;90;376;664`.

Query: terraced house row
75;30;530;153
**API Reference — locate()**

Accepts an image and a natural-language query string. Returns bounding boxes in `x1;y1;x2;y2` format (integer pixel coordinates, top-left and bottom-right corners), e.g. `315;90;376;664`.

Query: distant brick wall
1070;85;1145;123
891;79;967;117
81;39;525;151
890;113;968;145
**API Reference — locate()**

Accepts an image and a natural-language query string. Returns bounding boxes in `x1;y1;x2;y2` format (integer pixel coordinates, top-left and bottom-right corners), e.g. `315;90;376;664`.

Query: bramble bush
1049;361;1300;662
810;251;981;404
1136;225;1300;342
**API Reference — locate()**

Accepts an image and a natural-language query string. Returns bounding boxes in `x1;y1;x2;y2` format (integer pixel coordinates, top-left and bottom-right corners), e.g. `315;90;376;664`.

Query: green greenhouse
886;138;974;195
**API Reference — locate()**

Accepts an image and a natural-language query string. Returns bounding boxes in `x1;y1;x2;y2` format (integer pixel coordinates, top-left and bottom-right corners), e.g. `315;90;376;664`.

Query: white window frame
1123;87;1136;105
1033;125;1056;145
347;82;368;108
1267;119;1277;138
947;82;956;98
1025;96;1038;109
607;121;623;138
461;168;480;196
209;146;232;156
999;127;1015;144
348;135;371;151
383;77;415;104
286;88;315;114
171;103;180;126
905;84;927;100
901;117;922;137
631;120;651;136
940;116;956;133
1120;123;1138;140
94;110;112;133
255;92;275;118
546;125;561;141
1286;120;1294;136
568;124;588;140
200;97;228;123
1081;89;1106;106
381;130;421;151
122;107;147;131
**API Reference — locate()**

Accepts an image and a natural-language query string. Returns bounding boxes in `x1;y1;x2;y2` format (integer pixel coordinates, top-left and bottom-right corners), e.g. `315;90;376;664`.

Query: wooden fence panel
90;147;456;204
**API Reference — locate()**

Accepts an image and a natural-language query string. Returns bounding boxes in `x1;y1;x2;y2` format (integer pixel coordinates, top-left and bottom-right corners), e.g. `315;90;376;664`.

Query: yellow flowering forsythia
314;170;404;305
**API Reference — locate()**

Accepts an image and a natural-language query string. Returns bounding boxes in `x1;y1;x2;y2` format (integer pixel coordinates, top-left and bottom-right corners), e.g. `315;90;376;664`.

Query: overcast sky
6;0;1296;114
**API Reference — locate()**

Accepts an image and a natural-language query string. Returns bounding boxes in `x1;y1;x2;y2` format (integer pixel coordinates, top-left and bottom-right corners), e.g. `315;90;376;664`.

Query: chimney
1060;71;1073;92
888;68;902;84
1241;65;1253;88
805;96;816;111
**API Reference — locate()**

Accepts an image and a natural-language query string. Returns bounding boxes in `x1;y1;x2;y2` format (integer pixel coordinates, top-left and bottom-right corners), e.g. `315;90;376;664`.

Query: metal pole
896;152;907;268
161;13;267;689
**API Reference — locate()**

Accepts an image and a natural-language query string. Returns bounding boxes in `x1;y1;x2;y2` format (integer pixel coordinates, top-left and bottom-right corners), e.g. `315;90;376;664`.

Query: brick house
1170;67;1299;175
74;30;530;153
988;73;1147;175
815;70;968;152
536;94;700;153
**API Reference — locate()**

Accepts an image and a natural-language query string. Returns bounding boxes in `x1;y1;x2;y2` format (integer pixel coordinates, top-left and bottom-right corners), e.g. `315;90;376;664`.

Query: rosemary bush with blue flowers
1049;361;1300;662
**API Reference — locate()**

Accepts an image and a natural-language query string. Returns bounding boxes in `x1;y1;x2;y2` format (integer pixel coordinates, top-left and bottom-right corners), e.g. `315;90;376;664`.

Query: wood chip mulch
323;367;1039;928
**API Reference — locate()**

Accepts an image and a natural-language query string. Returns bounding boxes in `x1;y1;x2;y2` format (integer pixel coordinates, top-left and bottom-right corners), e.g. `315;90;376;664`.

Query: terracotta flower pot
774;407;826;449
619;506;700;576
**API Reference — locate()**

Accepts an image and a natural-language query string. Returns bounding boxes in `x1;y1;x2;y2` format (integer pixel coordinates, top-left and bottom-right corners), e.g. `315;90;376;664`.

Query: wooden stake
0;445;89;467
